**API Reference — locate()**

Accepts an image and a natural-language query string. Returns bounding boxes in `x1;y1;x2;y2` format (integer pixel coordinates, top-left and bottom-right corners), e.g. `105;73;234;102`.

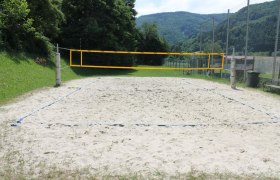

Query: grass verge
0;52;84;104
0;160;278;180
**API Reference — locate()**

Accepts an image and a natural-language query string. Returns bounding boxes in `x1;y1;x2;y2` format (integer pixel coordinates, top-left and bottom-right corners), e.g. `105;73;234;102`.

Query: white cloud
135;0;275;16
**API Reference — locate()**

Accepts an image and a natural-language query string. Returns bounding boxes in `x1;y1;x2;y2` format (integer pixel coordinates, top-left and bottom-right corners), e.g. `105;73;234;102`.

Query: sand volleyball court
1;77;280;177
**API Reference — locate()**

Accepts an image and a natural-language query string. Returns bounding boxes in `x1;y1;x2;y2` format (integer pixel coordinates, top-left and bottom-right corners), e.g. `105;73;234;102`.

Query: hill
136;12;227;45
171;1;279;54
215;0;279;53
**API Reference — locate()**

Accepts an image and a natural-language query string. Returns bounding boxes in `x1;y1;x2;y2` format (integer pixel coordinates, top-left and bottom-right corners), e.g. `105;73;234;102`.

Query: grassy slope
0;52;82;104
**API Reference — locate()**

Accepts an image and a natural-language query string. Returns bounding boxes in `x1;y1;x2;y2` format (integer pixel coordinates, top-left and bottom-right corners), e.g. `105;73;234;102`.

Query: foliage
0;0;64;58
203;42;223;52
0;0;35;50
137;23;169;65
26;0;64;41
60;0;139;66
171;36;199;52
26;0;64;57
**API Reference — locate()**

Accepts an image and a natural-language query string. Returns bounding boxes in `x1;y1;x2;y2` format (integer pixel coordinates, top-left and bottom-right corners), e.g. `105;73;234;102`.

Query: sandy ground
0;77;280;177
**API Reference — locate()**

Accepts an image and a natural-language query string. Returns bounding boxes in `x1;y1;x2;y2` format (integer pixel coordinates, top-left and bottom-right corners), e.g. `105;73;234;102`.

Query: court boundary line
11;81;95;127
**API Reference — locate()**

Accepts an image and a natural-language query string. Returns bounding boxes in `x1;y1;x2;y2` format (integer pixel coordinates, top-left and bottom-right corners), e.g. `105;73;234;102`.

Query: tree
138;23;169;65
60;0;138;66
0;3;4;47
0;0;35;50
124;0;137;17
0;0;64;57
27;0;64;41
203;42;223;53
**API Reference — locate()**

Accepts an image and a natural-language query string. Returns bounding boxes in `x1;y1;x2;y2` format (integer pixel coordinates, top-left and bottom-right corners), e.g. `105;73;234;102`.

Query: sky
135;0;275;16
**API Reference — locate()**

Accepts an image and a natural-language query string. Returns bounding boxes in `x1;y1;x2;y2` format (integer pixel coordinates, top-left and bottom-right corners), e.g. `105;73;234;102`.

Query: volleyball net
69;49;225;71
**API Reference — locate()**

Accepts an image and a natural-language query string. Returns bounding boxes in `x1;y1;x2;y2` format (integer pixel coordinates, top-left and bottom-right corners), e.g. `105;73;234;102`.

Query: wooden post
230;47;237;89
55;44;61;87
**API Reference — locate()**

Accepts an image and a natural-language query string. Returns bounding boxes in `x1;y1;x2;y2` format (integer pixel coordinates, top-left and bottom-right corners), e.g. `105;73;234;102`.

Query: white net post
55;44;61;87
230;47;237;89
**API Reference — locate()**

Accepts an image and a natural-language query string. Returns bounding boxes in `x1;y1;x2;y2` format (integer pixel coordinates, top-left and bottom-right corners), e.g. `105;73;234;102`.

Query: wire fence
178;0;280;84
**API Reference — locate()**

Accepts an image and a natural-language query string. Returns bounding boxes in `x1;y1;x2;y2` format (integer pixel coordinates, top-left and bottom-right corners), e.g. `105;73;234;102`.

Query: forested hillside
171;0;279;54
136;12;227;45
215;0;279;53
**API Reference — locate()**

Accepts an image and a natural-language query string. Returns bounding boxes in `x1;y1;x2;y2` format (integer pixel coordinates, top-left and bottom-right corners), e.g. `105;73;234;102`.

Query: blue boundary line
11;81;95;127
188;81;280;120
47;119;280;129
11;87;81;127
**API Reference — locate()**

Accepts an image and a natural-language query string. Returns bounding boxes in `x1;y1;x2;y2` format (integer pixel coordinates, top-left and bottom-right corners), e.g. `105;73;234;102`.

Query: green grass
0;52;81;104
260;73;273;79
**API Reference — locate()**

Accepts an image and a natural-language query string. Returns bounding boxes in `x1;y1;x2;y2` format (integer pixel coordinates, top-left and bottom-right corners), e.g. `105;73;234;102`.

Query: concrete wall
254;56;280;75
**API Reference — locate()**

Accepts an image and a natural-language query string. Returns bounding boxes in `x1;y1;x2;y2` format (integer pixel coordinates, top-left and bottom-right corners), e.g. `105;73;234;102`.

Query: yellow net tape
69;49;225;71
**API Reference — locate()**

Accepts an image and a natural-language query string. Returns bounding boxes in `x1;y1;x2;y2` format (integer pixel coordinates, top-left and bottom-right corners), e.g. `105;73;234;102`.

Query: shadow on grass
4;51;32;64
71;67;137;77
61;53;137;77
3;50;56;69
